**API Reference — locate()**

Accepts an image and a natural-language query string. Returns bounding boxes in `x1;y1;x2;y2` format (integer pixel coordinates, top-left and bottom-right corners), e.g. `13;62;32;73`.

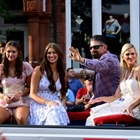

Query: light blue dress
28;73;70;125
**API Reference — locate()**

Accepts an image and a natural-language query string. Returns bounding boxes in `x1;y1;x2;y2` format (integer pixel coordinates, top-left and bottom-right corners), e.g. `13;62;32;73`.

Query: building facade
0;0;139;69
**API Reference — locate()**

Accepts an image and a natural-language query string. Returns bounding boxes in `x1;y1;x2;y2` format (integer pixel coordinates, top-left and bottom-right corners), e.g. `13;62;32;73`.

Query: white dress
86;73;140;126
28;73;70;125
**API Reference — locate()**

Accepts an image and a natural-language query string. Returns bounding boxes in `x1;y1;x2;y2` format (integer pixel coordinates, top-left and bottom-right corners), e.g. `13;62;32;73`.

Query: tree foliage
0;0;12;18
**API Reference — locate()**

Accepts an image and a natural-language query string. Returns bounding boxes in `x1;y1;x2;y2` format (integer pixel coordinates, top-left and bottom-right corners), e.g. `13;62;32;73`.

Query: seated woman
86;43;140;126
0;40;33;125
28;43;70;125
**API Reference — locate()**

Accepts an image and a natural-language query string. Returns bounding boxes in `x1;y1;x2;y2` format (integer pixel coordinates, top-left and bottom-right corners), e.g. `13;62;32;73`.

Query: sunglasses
89;45;103;50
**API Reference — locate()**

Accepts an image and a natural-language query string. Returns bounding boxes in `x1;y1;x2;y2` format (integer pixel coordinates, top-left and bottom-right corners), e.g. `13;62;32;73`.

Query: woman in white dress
86;43;140;126
28;43;69;125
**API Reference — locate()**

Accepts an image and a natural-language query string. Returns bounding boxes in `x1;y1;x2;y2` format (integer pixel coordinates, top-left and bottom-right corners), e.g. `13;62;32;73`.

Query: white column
65;0;71;68
43;0;46;12
92;0;102;35
130;0;140;62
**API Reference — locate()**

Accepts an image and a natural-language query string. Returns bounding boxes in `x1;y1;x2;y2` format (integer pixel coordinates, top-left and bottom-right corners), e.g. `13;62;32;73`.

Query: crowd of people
0;34;140;128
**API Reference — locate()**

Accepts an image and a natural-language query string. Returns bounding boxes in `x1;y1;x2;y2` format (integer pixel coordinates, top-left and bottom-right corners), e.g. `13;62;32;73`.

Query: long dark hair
40;43;66;96
2;40;23;78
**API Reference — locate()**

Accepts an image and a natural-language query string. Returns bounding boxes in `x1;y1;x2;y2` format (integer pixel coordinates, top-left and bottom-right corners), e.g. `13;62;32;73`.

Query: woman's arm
60;94;67;108
22;62;34;96
126;66;140;110
29;66;47;104
90;85;121;104
22;74;32;96
29;67;58;107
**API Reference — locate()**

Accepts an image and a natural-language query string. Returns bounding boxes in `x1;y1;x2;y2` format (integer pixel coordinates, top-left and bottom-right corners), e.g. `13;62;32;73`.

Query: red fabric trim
94;114;138;125
83;138;127;140
68;110;90;121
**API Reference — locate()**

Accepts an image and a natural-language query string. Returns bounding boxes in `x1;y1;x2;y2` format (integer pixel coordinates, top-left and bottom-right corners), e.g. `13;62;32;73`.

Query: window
70;0;92;69
102;0;130;59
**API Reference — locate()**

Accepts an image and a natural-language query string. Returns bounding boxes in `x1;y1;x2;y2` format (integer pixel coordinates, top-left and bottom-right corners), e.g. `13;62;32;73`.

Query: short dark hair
67;67;73;72
90;35;107;46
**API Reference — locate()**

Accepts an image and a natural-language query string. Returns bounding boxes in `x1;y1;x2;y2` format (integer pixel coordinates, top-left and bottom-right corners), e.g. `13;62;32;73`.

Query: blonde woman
86;43;140;126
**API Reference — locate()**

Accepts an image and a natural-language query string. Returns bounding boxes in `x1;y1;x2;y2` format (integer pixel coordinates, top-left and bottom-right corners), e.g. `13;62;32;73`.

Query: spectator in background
79;69;88;86
0;42;5;63
67;67;83;99
0;43;6;93
76;75;93;105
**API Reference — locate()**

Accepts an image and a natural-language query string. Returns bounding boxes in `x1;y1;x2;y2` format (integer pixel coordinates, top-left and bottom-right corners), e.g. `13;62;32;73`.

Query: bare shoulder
0;64;3;68
34;66;40;71
33;66;41;75
135;65;140;71
134;65;140;78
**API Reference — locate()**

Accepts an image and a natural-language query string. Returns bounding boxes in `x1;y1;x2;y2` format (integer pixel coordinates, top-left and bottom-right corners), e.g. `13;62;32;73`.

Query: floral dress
28;73;70;125
0;62;33;115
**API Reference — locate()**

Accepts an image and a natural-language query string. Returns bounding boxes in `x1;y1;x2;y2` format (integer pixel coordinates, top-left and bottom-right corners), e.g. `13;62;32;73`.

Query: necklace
121;69;134;98
123;70;133;81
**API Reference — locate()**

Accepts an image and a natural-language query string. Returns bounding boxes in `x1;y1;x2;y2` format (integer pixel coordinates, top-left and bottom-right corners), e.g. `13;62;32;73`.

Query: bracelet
19;90;24;96
43;99;49;105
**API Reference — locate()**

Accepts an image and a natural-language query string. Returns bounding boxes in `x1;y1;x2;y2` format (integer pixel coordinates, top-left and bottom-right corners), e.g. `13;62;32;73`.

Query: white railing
0;125;140;140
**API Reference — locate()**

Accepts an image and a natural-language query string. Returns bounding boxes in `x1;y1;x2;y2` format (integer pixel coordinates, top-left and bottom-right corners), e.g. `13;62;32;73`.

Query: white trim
92;0;102;35
130;0;140;62
1;126;140;140
43;0;46;12
65;0;71;69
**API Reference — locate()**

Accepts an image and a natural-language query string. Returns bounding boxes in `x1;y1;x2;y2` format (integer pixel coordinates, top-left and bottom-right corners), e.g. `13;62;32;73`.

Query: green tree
0;0;12;18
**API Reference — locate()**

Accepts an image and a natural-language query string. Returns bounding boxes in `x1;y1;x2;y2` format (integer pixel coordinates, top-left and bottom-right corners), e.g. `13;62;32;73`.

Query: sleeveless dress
27;73;70;125
0;62;33;114
86;71;140;126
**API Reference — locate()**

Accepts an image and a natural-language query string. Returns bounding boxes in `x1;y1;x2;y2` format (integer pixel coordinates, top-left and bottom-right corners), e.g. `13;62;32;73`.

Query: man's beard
91;53;100;59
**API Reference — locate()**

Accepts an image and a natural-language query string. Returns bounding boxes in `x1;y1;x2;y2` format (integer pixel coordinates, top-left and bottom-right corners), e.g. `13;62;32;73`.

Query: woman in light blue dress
28;43;69;125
